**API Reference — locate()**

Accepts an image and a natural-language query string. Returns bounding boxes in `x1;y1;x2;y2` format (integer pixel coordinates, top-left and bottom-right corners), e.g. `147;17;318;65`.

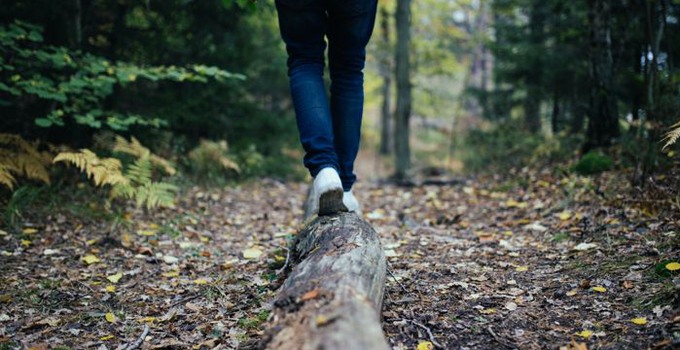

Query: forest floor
0;168;679;350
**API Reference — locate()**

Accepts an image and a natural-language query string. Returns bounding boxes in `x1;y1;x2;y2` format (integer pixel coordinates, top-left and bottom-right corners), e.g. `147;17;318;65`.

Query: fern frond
126;155;152;186
0;134;52;186
0;164;16;190
662;121;680;150
135;181;178;209
54;149;127;186
113;135;176;175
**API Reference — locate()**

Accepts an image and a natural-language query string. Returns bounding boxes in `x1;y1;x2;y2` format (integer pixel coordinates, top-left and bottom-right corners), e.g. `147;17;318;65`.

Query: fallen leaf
243;247;263;259
43;249;60;256
105;285;116;293
105;312;116;323
515;266;529;272
100;335;114;340
301;288;319;301
106;272;123;284
505;301;518;311
163;255;179;264
631;317;647;325
139;316;156;323
574;242;598;251
665;262;680;271
137;229;156;236
21;240;31;247
557;211;572;221
524;222;548;232
480;308;496;314
592;286;606;293
577;330;593;339
566;289;578;296
417;341;434;350
82;254;100;265
193;278;208;285
22;228;38;234
163;271;180;278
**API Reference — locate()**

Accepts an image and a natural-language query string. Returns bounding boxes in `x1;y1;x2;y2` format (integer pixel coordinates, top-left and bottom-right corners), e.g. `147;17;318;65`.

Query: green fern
662;121;680;150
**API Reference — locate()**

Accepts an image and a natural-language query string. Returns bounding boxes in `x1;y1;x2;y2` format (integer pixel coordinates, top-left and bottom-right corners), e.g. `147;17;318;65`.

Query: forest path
0;171;677;349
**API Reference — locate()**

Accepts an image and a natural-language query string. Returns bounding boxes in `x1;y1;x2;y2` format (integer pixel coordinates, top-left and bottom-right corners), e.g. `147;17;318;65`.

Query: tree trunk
524;1;545;133
379;6;392;156
584;0;619;151
260;213;388;350
394;0;412;180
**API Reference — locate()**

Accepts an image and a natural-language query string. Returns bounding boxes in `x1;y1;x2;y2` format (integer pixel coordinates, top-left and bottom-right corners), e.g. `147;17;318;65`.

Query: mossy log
260;213;389;350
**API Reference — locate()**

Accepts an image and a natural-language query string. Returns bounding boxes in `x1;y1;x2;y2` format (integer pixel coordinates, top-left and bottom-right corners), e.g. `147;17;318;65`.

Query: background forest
1;1;680;349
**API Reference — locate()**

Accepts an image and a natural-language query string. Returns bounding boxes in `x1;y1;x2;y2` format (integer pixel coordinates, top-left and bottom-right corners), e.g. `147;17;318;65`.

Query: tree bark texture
394;0;412;180
585;0;619;150
260;213;389;350
379;6;393;156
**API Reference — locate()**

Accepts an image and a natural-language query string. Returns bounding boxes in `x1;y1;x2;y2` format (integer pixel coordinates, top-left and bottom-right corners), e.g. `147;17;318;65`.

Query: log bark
260;213;389;350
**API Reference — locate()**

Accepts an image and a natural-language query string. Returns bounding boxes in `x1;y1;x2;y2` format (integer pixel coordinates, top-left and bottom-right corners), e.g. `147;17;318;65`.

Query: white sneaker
312;167;347;216
343;190;361;215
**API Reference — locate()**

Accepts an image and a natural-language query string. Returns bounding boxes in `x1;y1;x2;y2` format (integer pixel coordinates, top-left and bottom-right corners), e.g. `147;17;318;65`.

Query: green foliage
572;151;613;176
0;20;244;131
461;122;542;172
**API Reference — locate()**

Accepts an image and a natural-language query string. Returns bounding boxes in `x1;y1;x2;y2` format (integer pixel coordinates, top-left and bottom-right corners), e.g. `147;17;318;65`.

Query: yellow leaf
107;272;123;283
105;312;116;323
193;279;208;285
505;199;528;208
665;262;680;271
22;228;38;234
566;289;578;297
82;254;100;265
105;285;116;293
480;308;496;314
139;316;156;323
515;266;529;272
631;317;647;325
137;229;156;236
163;271;180;278
21;240;31;247
100;335;114;340
86;239;98;246
557;211;571;221
128;74;137;82
592;286;606;293
577;330;593;339
417;341;434;350
243;247;263;259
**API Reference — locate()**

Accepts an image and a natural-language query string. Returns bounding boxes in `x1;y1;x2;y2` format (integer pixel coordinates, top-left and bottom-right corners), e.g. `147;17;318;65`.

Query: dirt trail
0;170;677;349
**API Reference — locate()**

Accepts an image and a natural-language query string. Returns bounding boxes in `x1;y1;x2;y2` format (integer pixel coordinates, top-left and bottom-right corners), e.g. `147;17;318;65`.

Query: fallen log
260;212;389;350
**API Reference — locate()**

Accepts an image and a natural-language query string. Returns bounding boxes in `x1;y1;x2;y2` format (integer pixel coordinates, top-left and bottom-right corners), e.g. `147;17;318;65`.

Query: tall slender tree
394;0;412;180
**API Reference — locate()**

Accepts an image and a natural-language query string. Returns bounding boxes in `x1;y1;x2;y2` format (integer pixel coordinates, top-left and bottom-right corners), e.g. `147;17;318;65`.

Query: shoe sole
318;188;347;216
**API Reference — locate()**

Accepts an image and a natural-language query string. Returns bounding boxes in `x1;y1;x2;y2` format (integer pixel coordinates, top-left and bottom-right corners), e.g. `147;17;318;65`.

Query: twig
169;293;200;308
276;245;291;276
124;324;150;350
386;262;408;293
487;326;515;349
408;319;445;348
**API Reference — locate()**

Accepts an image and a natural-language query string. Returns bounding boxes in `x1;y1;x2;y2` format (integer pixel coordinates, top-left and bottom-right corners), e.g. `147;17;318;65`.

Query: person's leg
276;0;346;215
326;0;378;191
275;0;339;177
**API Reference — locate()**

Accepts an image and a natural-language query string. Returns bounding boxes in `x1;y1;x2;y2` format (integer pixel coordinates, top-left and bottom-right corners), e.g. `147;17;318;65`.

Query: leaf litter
0;169;678;349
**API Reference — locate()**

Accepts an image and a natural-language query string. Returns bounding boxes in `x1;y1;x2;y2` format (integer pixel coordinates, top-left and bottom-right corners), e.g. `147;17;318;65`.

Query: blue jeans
275;0;378;191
